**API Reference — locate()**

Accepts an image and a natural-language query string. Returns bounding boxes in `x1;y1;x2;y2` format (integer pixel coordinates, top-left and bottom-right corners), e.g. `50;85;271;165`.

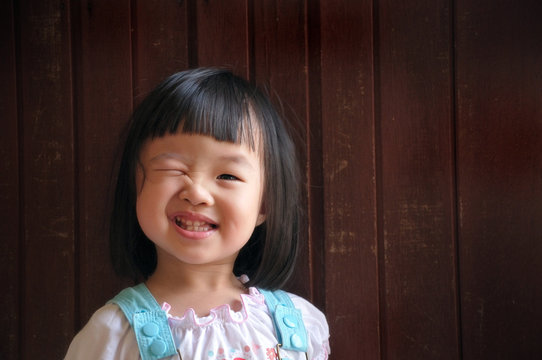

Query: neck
143;254;247;317
147;246;243;290
147;262;242;292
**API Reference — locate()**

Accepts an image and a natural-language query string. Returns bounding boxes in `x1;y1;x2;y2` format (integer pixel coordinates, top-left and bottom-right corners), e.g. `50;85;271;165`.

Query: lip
169;211;218;240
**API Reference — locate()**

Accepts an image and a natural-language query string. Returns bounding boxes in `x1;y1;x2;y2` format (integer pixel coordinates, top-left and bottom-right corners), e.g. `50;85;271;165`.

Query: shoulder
287;292;329;336
286;292;331;359
287;293;327;324
64;303;139;359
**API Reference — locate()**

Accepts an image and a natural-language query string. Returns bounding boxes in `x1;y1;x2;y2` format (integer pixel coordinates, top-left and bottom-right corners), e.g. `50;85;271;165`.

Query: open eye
217;174;240;181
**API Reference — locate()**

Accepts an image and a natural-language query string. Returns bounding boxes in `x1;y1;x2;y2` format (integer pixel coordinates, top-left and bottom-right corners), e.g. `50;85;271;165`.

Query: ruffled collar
158;276;267;328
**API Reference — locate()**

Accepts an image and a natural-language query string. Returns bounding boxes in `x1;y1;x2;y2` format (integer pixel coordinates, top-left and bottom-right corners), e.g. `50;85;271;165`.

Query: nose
179;180;214;206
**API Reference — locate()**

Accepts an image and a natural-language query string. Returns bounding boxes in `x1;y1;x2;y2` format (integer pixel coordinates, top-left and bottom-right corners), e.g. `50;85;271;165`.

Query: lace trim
161;286;266;328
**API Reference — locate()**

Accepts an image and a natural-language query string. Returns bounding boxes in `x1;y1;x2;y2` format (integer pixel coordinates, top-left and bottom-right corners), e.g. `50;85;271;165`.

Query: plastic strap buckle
259;288;309;358
109;285;178;360
132;310;178;360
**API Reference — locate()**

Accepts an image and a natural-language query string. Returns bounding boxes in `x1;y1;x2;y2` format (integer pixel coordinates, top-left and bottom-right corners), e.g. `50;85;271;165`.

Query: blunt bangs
139;68;258;150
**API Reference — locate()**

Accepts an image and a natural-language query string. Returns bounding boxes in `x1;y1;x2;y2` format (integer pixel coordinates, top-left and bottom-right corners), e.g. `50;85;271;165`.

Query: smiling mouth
174;216;217;232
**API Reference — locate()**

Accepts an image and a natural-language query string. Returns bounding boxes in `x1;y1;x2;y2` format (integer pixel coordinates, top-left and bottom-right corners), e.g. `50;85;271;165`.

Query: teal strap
109;284;177;360
109;284;308;358
259;288;308;353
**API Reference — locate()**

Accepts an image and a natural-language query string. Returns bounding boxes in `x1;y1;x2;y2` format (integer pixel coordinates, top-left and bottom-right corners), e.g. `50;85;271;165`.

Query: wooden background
2;0;541;359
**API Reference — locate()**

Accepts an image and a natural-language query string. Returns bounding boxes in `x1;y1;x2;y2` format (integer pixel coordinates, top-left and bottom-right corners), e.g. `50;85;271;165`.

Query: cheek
229;186;264;223
135;192;154;234
135;183;169;234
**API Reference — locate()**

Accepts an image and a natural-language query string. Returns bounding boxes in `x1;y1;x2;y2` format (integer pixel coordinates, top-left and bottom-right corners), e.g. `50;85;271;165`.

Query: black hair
110;68;301;290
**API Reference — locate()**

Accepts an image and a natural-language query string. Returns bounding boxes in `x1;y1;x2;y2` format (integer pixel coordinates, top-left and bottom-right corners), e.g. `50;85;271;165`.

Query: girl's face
135;133;265;271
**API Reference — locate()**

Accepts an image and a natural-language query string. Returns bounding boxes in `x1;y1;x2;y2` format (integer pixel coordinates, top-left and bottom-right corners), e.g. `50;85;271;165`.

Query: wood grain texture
377;0;460;358
319;0;380;357
252;0;311;298
5;1;542;358
132;0;190;101
305;0;326;313
0;1;19;358
17;1;75;358
196;0;250;77
73;0;134;330
455;0;542;358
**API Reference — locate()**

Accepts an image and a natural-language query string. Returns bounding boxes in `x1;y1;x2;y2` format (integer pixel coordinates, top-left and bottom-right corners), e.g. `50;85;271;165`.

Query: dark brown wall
2;0;541;359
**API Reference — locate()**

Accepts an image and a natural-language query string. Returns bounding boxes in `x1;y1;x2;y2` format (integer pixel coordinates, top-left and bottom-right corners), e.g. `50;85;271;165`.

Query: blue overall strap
109;284;177;360
259;288;308;353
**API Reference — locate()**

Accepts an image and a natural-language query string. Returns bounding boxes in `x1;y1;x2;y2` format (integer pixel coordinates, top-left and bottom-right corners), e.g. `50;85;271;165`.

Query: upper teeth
175;216;213;232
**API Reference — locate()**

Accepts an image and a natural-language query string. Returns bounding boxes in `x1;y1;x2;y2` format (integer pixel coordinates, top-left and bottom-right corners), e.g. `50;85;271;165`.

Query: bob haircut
110;68;301;290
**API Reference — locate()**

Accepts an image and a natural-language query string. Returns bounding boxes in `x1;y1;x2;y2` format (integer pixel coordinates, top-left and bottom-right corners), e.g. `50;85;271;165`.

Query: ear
256;213;266;226
255;198;266;226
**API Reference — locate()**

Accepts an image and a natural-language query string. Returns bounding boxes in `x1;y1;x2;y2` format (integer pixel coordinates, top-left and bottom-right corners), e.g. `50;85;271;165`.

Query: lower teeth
186;225;209;231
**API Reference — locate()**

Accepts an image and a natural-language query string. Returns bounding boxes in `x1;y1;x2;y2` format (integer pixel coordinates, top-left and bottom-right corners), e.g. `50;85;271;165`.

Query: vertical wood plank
252;0;311;298
455;1;542;358
0;0;19;358
196;0;250;77
319;0;380;357
377;0;460;358
17;1;75;358
305;0;326;313
73;0;134;330
132;0;190;101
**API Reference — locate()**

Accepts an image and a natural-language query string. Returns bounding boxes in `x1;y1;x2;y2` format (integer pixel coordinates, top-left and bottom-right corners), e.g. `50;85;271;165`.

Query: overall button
290;334;303;349
150;339;167;356
283;315;297;328
142;322;160;337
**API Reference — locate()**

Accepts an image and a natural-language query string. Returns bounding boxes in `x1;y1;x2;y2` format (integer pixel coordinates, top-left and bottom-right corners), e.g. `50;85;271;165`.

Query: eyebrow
149;153;189;163
217;154;256;170
150;152;256;170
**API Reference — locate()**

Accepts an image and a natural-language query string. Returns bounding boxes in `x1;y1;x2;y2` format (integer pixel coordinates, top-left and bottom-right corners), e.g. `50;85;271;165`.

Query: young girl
65;68;330;359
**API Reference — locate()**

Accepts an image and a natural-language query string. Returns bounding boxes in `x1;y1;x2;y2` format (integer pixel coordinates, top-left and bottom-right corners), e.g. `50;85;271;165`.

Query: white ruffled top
65;283;330;360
